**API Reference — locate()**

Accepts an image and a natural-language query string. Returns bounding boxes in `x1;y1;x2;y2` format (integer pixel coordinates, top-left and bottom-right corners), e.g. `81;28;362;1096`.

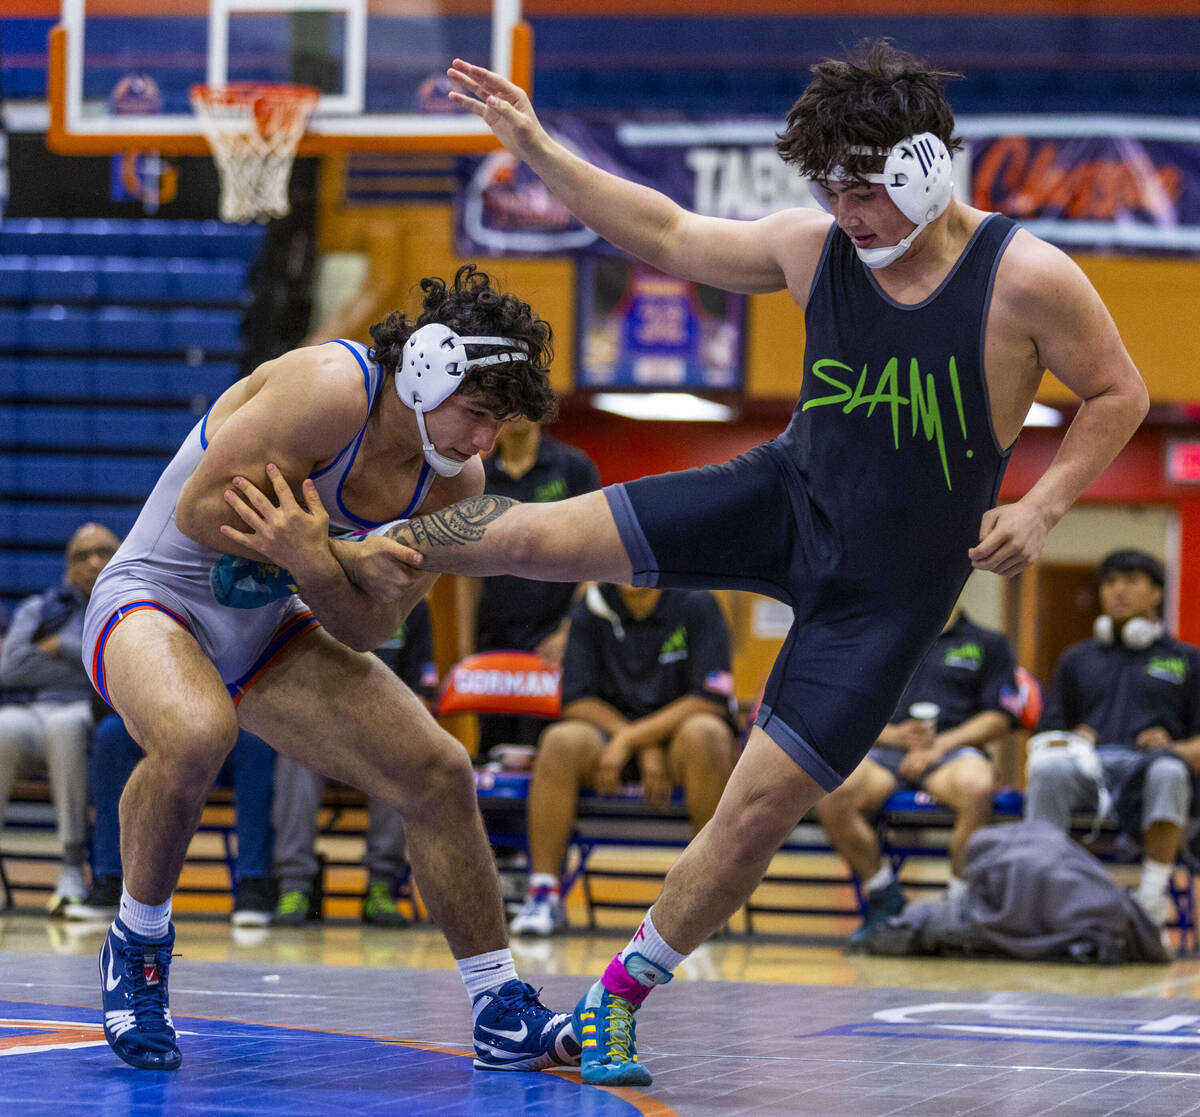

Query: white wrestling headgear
809;132;954;269
395;322;530;477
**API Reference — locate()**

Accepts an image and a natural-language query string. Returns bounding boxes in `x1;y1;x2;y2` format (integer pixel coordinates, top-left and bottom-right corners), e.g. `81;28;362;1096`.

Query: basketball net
190;83;319;224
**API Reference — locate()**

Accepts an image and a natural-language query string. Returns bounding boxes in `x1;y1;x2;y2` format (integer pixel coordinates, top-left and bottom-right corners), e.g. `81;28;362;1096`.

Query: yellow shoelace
603;996;637;1061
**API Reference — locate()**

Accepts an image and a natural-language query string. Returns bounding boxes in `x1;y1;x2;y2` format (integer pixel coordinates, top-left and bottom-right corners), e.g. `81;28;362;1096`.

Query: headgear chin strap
809;132;954;269
395;322;530;478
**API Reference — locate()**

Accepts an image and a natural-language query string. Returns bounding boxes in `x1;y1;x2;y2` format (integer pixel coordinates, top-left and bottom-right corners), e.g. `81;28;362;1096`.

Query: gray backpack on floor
865;820;1171;964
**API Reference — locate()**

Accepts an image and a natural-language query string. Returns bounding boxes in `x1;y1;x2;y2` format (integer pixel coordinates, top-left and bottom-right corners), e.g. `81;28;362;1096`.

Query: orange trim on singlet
226;611;320;706
90;600;193;705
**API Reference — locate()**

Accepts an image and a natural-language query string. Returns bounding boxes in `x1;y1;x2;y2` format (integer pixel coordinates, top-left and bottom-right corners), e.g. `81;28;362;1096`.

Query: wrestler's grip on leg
211;467;424;607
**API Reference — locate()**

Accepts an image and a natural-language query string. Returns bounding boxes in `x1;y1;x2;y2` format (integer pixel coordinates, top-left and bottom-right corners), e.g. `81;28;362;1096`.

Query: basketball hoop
189;82;319;224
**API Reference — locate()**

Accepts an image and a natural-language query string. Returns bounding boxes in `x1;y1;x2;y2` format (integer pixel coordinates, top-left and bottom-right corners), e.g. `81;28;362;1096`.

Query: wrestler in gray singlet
83;340;435;705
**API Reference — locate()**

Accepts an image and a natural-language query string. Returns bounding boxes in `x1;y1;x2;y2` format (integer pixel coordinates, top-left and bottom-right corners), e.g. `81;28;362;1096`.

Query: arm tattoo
385;495;517;552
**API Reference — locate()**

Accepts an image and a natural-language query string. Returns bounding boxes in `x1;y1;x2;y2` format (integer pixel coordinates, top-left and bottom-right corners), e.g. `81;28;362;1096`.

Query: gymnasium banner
454;113;1200;256
964;124;1200;252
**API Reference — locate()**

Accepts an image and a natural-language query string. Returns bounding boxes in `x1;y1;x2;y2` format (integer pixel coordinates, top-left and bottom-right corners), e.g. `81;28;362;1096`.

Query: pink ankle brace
601;956;653;1006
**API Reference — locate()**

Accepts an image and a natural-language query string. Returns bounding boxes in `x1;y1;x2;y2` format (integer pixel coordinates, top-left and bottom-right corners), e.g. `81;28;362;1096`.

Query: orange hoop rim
189;81;320;115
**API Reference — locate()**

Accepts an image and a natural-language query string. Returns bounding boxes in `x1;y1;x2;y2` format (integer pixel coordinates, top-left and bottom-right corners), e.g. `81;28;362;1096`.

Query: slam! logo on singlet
801;355;972;491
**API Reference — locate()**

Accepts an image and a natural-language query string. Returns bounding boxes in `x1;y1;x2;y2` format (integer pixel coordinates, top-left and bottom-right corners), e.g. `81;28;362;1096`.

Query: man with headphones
225;43;1149;1085
79;265;582;1076
1025;549;1200;929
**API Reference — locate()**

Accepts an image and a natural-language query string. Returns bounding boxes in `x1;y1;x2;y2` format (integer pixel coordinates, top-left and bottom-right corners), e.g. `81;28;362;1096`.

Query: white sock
118;887;171;940
619;908;687;974
1139;858;1172;900
528;873;560;895
459;948;519;1003
946;874;968;901
863;863;894;893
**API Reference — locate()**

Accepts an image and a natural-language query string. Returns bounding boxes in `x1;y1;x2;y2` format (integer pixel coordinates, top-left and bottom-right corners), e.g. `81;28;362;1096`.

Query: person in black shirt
817;605;1018;946
509;583;736;936
271;598;439;927
465;418;601;754
1026;549;1200;928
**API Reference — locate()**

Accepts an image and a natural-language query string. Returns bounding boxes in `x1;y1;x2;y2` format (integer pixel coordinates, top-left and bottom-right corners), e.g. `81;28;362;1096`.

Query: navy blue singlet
605;214;1019;788
779;213;1016;592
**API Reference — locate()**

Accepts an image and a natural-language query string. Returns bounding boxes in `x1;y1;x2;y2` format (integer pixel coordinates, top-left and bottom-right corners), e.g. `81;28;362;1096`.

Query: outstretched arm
447;59;821;295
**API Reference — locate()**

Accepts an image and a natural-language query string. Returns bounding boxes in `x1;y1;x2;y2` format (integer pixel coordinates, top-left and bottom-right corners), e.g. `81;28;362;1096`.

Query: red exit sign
1166;440;1200;483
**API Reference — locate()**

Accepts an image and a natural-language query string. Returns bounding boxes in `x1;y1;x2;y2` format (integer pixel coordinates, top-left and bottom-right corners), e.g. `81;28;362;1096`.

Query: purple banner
455;113;1200;256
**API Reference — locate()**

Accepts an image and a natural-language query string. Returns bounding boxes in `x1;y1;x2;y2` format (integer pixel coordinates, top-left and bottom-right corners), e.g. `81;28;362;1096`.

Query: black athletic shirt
560;584;735;724
1038;633;1200;746
886;612;1018;731
476;433;602;652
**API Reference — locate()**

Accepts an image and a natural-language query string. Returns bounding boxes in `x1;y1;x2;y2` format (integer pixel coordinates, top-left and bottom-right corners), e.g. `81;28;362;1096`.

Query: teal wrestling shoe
211;554;297;608
574;952;672;1087
574;980;652;1086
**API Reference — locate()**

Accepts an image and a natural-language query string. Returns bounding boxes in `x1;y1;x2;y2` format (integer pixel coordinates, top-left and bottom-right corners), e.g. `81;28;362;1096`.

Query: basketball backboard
48;0;529;155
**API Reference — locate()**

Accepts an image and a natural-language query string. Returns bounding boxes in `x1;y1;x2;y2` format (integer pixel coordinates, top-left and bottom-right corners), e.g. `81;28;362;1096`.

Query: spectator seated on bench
508;583;737;936
465;414;601;757
0;523;119;914
817;604;1028;949
1024;548;1200;933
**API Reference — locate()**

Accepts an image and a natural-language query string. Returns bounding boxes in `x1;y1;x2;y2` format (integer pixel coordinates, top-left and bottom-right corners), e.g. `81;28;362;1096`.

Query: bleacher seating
0;217;265;609
0;254;250;304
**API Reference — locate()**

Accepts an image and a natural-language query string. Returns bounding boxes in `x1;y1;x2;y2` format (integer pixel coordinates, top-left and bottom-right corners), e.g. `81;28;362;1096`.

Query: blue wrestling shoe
99;918;181;1070
211;553;298;608
472;980;581;1071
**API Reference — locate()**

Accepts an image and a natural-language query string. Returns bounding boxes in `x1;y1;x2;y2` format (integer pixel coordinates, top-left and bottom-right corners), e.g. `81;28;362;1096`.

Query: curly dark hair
776;39;963;183
368;263;558;422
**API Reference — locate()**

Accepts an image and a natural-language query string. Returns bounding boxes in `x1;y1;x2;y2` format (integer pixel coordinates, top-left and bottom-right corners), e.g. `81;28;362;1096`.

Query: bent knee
161;728;238;791
950;776;996;813
405;734;477;807
816;784;860;823
536;721;602;764
717;792;802;864
1146;755;1191;790
672;713;734;760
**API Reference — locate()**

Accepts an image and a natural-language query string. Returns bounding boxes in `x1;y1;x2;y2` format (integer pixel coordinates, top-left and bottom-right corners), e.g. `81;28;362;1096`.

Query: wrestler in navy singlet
604;215;1018;788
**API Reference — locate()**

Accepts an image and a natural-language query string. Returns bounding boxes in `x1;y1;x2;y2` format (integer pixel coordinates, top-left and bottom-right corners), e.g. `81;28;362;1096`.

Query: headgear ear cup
1093;615;1114;645
807;132;953;269
883;133;953;225
394;323;531;478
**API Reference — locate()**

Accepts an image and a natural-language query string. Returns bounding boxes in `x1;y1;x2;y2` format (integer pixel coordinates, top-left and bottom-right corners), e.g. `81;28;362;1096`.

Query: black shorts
604;440;966;791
